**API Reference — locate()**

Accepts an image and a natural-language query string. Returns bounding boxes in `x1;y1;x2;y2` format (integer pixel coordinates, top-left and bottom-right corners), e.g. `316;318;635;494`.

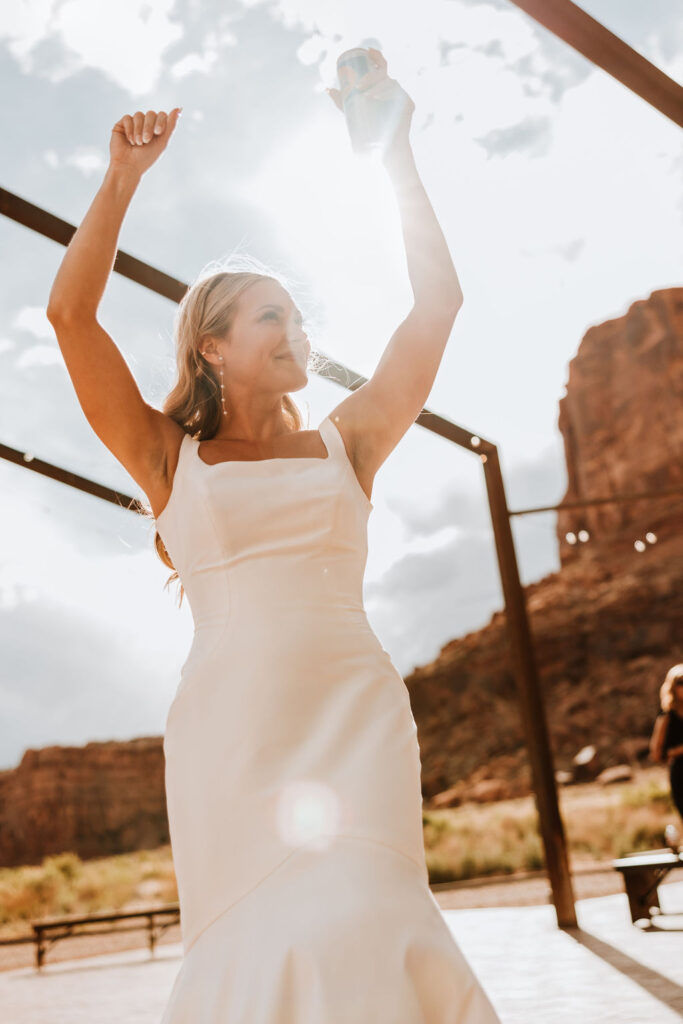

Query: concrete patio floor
2;881;682;1023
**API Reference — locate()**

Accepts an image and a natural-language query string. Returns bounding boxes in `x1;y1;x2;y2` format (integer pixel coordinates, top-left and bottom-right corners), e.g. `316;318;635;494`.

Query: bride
47;47;501;1024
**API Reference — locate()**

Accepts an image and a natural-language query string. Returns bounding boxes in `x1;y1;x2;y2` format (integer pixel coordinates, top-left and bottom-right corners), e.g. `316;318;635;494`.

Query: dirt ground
3;863;678;974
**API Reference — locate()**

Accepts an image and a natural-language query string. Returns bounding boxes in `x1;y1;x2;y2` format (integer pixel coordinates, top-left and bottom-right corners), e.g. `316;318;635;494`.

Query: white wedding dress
155;413;501;1023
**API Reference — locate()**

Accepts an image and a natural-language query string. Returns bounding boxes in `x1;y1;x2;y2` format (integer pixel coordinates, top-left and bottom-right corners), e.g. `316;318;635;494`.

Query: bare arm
649;713;668;764
47;108;182;495
327;50;463;478
382;140;463;312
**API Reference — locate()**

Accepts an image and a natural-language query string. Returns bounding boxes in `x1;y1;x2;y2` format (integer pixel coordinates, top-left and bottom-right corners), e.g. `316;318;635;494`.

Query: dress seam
183;833;427;956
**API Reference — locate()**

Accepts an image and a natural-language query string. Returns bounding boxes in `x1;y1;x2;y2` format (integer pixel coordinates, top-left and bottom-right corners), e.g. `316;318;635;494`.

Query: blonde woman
650;664;683;832
47;51;501;1023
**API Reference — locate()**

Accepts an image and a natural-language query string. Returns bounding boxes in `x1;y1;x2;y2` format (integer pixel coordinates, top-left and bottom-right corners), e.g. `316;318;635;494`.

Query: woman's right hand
109;107;182;178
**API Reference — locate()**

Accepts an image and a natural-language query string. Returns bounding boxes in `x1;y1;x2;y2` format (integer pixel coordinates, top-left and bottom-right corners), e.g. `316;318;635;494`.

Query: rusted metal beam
508;0;683;129
0;440;144;515
482;445;577;928
0;188;187;303
510;487;683;517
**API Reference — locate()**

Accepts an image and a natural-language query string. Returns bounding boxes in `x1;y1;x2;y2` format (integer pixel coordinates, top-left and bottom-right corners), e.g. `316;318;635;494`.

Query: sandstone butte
0;287;681;867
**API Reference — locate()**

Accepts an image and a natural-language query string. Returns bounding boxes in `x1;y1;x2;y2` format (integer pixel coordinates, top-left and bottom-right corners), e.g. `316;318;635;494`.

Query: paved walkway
2;882;682;1022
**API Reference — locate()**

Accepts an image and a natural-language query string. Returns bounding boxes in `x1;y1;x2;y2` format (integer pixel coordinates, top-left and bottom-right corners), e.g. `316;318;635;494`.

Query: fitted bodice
156;415;373;631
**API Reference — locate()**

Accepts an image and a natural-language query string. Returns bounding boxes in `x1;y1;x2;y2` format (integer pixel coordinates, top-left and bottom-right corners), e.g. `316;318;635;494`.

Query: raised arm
326;49;463;485
46;107;182;499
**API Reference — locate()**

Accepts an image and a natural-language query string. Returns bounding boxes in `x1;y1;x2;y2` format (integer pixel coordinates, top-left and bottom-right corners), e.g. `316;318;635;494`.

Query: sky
0;0;681;770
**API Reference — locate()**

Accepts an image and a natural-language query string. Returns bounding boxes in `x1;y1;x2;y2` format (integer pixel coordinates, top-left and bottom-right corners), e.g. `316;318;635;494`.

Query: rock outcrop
0;738;168;867
408;286;683;804
557;287;683;565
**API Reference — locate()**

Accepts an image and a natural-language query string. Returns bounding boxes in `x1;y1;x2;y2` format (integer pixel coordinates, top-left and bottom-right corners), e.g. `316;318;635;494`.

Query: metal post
482;445;577;927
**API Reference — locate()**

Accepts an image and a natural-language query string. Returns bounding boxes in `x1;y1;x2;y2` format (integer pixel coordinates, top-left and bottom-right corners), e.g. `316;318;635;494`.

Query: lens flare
276;779;341;849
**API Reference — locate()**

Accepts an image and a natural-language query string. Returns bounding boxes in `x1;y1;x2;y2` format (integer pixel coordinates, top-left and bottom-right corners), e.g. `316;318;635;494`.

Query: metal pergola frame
2;0;682;930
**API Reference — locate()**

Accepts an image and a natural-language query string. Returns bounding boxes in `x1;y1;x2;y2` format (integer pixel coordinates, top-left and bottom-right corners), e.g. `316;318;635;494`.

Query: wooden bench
612;850;683;925
30;903;180;969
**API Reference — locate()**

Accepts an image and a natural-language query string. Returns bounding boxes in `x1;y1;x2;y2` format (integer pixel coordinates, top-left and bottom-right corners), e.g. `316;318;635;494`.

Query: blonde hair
139;253;324;606
660;663;683;712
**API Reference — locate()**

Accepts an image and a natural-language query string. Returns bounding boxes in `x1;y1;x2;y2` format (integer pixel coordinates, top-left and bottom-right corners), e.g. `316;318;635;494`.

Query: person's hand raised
327;48;414;162
109;107;182;178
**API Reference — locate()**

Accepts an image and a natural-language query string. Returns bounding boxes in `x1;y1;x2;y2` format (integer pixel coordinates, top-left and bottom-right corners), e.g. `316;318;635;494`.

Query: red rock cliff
0;738;168;868
406;286;683;802
557;287;683;565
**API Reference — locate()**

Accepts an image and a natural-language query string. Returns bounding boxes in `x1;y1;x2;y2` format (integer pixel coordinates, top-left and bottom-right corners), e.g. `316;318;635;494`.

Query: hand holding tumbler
328;47;415;158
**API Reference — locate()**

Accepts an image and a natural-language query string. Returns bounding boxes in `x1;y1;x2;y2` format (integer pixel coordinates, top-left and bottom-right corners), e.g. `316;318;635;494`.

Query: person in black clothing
649;663;683;829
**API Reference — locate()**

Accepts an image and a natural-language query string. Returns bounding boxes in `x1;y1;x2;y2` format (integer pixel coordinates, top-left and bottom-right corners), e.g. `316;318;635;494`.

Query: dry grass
0;847;177;939
424;767;678;883
0;768;678;933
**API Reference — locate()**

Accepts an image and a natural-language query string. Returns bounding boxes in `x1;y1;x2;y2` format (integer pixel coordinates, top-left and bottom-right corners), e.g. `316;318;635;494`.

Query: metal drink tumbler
336;47;400;155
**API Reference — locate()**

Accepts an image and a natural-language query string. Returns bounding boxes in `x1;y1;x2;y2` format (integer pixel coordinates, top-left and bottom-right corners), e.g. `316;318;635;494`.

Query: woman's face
218;278;311;395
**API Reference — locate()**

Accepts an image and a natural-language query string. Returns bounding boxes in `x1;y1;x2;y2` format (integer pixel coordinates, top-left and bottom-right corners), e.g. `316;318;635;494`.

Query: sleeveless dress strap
175;431;194;476
319;415;350;463
319;415;374;511
157;432;193;526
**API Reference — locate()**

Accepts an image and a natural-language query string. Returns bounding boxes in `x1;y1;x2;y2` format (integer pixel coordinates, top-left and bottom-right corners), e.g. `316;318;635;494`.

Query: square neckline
195;416;332;468
155;416;372;527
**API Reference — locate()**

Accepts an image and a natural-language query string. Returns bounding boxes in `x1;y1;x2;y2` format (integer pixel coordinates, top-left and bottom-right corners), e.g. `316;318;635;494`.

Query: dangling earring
219;355;227;417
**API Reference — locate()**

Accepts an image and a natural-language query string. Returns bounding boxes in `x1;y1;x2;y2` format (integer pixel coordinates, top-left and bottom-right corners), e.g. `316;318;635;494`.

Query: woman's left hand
327;47;415;161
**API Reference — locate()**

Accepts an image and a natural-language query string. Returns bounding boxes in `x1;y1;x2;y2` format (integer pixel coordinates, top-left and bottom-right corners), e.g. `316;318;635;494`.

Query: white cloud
15;344;62;369
0;0;56;61
40;146;110;176
65;146;107;176
0;0;184;94
169;27;236;80
0;466;192;768
170;51;217;80
12;306;54;339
